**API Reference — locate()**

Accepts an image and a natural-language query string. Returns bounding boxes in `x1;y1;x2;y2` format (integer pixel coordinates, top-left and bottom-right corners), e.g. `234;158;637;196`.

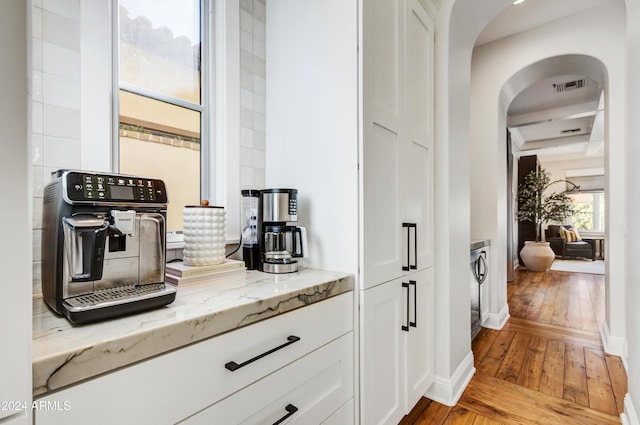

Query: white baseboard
621;394;639;425
482;303;509;330
424;350;475;406
601;320;626;357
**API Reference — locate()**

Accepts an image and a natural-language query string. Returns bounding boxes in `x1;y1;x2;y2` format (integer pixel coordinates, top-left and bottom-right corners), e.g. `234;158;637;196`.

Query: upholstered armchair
545;225;596;261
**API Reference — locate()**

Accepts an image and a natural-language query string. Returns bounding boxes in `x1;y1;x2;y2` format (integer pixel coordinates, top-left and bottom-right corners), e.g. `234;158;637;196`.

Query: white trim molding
482;303;510;330
424;351;475;406
621;394;639;425
601;320;626;357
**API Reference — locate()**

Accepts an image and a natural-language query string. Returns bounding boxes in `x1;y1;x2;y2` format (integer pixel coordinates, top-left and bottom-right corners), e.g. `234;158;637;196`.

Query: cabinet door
404;268;435;411
360;280;405;425
401;140;434;271
401;0;434;271
405;0;434;151
361;0;405;288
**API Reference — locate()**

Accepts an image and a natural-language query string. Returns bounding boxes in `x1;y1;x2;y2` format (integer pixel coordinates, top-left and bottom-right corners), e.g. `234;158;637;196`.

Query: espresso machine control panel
62;171;168;204
41;169;175;324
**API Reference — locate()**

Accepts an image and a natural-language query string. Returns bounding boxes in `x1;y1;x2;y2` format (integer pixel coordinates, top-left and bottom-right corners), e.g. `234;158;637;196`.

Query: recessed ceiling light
513;0;526;4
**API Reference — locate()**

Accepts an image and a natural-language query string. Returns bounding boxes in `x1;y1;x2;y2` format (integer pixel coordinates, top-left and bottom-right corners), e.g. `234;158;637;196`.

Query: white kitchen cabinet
403;0;435;272
361;278;405;424
404;268;435;411
263;0;435;422
361;268;434;425
362;0;435;289
35;293;353;425
180;333;353;424
360;0;435;421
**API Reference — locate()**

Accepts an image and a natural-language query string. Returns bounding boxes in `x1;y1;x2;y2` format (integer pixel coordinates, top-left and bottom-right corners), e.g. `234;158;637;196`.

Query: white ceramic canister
182;202;227;266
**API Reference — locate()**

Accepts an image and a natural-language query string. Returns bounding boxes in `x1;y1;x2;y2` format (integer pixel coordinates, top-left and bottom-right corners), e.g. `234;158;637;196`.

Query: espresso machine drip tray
62;283;176;324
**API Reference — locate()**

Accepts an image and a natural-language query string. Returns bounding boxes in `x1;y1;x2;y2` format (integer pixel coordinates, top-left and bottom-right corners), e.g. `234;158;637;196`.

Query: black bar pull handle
402;223;417;271
272;404;299;425
409;280;417;328
225;335;301;371
402;282;410;332
402;223;411;271
411;224;418;270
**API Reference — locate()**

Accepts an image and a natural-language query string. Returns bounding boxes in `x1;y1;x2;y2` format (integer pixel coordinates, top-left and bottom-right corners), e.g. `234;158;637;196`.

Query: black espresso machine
41;170;176;324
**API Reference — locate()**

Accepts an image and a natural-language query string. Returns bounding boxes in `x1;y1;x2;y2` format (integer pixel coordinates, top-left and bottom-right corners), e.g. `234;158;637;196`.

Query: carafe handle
63;217;109;282
291;226;305;258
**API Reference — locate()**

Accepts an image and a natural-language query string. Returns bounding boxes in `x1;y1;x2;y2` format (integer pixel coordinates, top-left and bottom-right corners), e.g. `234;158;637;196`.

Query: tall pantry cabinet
360;0;435;423
264;0;435;423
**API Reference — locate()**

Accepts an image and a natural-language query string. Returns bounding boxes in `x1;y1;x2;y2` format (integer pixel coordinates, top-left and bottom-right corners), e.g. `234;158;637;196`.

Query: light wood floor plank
539;339;565;399
605;352;628;415
458;373;621;425
517;335;546;390
563;343;590;407
442;406;477;425
495;332;531;384
401;270;626;425
584;347;617;415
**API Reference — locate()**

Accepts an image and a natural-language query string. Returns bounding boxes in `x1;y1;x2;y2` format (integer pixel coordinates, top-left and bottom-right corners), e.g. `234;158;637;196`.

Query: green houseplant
517;168;578;271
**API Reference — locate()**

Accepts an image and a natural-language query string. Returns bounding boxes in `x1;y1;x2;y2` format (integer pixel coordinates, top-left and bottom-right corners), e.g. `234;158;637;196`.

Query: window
115;0;210;231
570;192;605;232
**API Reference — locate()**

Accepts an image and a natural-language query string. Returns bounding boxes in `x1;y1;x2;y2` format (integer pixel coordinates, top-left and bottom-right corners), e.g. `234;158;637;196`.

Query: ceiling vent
553;78;587;93
561;128;581;134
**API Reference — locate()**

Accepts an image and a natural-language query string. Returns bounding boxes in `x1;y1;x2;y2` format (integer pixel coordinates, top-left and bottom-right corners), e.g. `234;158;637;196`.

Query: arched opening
428;0;629;406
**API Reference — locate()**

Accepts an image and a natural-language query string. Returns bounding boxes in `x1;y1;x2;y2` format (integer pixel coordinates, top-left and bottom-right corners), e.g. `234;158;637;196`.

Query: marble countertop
32;268;354;396
470;239;491;251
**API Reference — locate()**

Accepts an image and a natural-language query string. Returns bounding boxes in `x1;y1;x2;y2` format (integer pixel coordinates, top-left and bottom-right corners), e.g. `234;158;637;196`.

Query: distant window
570;192;605;232
116;0;209;231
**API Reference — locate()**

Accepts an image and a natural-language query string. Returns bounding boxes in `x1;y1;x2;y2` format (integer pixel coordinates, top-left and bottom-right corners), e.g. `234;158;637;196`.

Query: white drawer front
35;293;353;425
180;332;353;425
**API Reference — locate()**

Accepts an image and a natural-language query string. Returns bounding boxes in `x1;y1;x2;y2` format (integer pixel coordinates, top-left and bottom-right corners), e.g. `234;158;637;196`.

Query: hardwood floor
400;269;628;425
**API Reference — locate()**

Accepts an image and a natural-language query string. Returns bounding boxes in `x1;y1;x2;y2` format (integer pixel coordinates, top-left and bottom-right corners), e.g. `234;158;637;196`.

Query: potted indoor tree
517;168;578;271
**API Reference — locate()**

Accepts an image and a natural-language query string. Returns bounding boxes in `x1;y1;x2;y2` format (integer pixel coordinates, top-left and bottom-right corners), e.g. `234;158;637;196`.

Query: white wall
470;1;627;358
426;0;513;405
265;0;358;274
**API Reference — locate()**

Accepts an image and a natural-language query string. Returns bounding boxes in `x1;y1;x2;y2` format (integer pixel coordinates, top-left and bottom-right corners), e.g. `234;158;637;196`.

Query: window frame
111;0;214;201
569;190;606;233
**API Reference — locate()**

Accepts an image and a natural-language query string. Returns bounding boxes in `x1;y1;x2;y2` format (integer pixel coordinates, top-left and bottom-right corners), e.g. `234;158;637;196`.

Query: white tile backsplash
32;101;44;134
42;0;80;20
32;71;43;102
44;104;80;139
43;42;80;80
44;73;80;109
253;75;266;96
43;135;81;169
240;10;253;32
43;11;80;51
32;134;44;165
240;29;253;53
239;1;266;190
32;6;43;39
32;37;43;71
253;112;265;132
240;127;253;147
240;88;253;109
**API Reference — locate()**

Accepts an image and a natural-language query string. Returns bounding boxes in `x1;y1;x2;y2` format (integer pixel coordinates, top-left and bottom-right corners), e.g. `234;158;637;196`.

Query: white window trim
79;0;241;240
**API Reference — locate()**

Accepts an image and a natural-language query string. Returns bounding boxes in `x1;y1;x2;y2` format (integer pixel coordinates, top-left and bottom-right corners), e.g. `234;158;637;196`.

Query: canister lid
184;200;225;208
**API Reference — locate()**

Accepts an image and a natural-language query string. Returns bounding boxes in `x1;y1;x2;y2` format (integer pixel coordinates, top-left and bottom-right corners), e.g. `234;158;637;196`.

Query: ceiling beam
507;101;600;127
520;133;590;150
